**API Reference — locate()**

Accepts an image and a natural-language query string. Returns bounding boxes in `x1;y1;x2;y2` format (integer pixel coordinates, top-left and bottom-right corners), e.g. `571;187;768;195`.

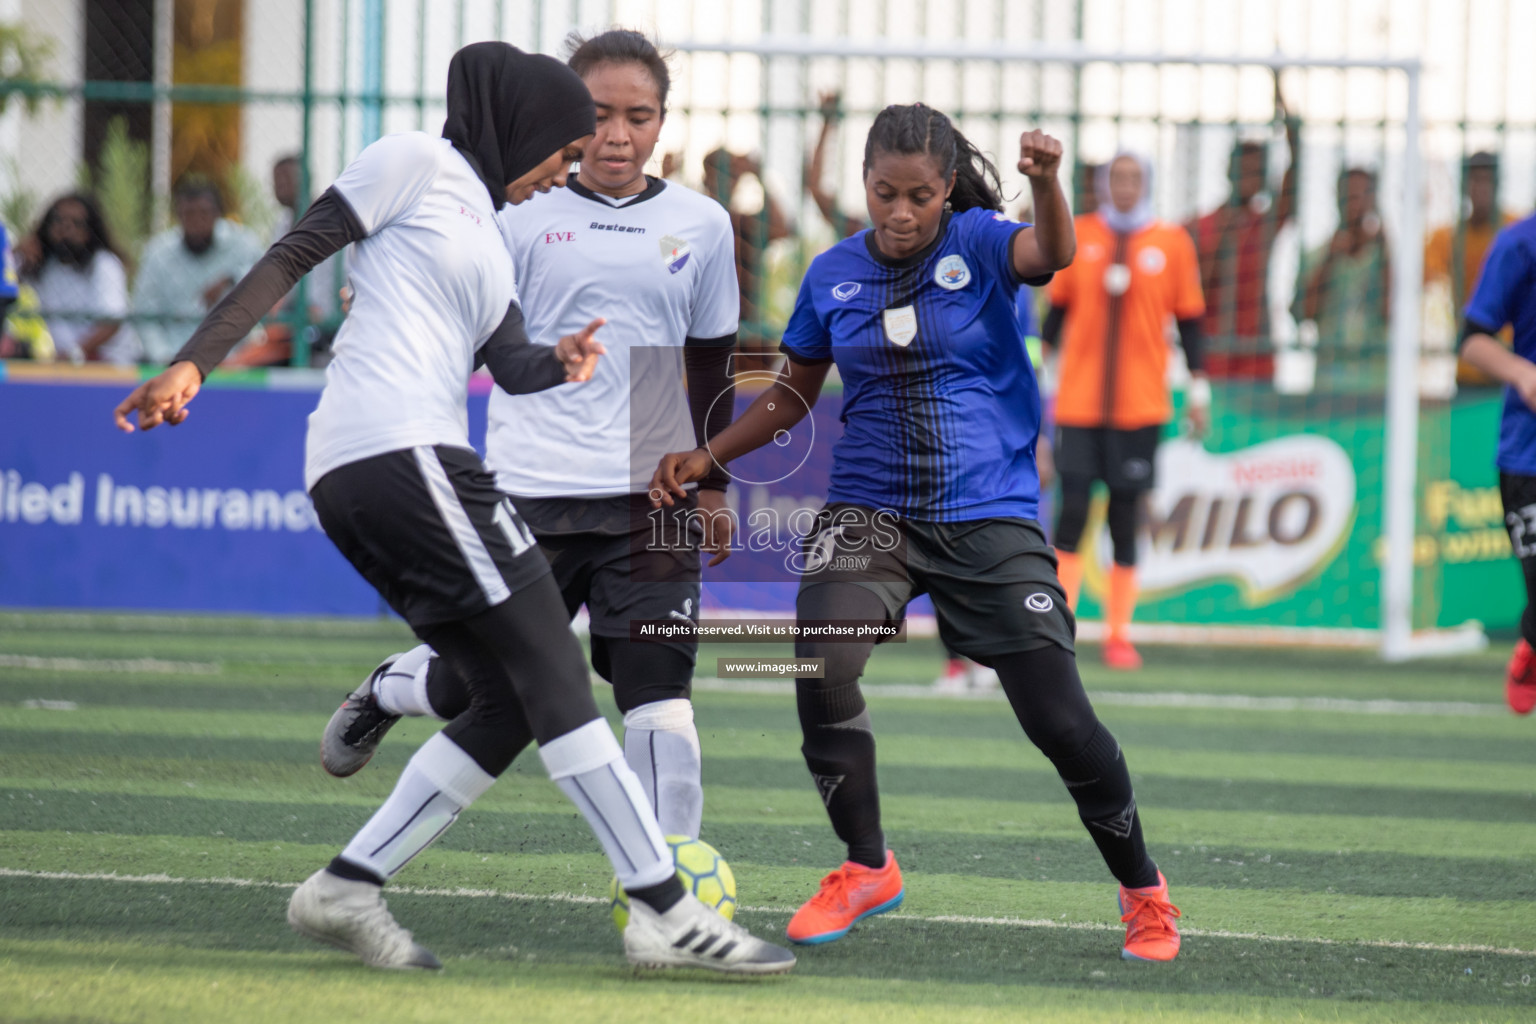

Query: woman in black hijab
111;42;797;977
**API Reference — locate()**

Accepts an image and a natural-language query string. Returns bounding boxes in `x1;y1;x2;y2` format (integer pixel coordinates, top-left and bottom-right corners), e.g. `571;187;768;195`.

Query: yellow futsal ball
609;835;737;932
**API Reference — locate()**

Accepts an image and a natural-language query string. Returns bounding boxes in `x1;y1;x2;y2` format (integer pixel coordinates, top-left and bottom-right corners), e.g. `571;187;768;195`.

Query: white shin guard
539;718;674;890
622;698;703;840
372;644;443;720
339;731;494;880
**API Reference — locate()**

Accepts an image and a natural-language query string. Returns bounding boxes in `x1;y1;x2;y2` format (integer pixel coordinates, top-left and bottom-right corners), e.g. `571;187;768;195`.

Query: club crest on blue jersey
882;305;918;347
659;234;691;274
934;254;971;290
832;281;861;302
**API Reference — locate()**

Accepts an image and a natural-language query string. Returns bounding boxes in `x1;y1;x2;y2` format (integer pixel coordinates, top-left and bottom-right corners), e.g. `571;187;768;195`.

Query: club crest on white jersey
934;254;971;290
882;305;918;347
832;281;861;302
659;234;691;274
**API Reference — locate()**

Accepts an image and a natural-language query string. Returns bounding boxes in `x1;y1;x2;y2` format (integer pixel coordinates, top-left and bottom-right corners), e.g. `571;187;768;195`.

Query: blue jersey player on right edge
651;103;1183;962
1460;212;1536;714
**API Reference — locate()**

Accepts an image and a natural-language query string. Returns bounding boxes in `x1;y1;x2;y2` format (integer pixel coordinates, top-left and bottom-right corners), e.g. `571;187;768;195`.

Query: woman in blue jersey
652;103;1182;962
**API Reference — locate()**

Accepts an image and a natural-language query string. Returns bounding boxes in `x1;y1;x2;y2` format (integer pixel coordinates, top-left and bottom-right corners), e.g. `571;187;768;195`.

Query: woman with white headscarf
1040;151;1208;670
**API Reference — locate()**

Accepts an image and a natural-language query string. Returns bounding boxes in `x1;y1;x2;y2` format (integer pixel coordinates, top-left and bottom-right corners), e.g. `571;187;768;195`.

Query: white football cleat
624;891;796;975
287;869;442;970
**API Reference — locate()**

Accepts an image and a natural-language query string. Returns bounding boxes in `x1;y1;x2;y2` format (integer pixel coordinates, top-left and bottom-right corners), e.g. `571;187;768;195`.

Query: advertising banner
0;371;1521;635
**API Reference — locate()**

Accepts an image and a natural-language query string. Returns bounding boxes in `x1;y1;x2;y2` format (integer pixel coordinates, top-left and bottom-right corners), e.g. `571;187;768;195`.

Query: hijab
442;41;595;210
1095;151;1156;235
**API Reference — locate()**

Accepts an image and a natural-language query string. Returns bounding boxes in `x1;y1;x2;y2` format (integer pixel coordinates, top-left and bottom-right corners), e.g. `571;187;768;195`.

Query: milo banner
1069;389;1521;634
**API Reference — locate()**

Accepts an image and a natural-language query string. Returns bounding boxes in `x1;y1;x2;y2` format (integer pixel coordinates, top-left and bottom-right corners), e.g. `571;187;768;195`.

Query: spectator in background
1425;151;1518;388
0;219;17;321
702;146;789;368
1294;167;1391;377
16;193;134;364
1189;82;1299;379
0;219;53;360
805;90;868;238
132;178;263;364
225;154;339;367
1073;161;1101;215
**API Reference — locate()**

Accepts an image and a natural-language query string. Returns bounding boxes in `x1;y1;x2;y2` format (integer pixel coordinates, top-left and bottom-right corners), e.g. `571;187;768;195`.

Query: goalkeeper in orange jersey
1042;152;1207;670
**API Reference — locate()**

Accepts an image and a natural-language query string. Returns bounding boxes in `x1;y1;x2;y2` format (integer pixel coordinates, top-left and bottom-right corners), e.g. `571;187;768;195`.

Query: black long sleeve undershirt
1177;317;1204;374
173;187;364;378
1042;304;1066;347
1460;317;1501;350
685;333;736;492
474;303;567;395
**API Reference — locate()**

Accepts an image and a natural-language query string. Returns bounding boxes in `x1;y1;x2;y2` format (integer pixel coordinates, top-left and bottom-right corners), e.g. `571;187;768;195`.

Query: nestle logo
544;231;575;244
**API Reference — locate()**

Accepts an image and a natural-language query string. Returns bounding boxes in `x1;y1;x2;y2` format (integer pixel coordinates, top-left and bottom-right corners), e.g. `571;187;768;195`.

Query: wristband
1187;376;1211;408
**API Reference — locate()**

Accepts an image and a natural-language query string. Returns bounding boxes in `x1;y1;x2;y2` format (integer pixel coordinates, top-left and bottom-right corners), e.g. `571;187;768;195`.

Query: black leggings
1056;478;1140;567
426;634;692;722
414;572;599;777
794;582;1155;886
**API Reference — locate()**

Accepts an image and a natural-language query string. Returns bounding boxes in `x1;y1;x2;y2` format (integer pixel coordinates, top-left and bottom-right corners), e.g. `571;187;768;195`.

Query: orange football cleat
1507;639;1536;715
1119;871;1181;961
1103;638;1143;671
785;851;904;945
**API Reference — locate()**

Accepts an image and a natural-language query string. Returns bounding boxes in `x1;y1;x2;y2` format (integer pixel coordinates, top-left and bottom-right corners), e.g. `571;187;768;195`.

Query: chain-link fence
1;0;1533;365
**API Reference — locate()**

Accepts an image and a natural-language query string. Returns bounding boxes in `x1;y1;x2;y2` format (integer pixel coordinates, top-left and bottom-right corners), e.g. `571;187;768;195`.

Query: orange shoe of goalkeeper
785;851;904;945
1507;639;1536;715
1119;871;1181;961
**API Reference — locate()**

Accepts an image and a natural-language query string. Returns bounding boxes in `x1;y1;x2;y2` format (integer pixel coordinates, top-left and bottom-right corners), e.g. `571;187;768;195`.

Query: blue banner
1;378;392;615
0;375;896;618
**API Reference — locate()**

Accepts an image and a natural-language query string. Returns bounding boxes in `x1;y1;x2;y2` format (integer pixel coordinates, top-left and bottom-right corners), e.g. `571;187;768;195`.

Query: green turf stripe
3;830;1535;953
4;737;1531;831
6;708;1528;796
5;764;1533;866
2;781;1531;903
2;936;1529;1024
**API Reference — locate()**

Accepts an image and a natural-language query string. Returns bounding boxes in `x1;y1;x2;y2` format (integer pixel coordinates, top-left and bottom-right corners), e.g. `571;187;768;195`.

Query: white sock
373;645;442;720
339;731;494;879
623;699;703;840
539;718;673;890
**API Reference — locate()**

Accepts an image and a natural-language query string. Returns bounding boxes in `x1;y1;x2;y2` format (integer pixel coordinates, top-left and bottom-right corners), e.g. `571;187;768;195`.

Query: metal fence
0;0;1533;365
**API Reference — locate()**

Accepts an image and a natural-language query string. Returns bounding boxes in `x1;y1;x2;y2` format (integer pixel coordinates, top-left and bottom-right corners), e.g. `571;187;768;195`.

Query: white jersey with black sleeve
486;177;737;498
303;132;516;490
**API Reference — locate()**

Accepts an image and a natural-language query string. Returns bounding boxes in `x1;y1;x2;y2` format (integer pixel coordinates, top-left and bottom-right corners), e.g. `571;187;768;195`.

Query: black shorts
1055;424;1162;492
514;494;703;661
796;503;1076;661
1503;472;1536;562
310;445;551;629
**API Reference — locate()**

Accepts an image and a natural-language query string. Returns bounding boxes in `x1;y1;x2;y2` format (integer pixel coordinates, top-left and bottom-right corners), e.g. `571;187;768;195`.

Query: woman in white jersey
112;42;793;977
320;31;738;848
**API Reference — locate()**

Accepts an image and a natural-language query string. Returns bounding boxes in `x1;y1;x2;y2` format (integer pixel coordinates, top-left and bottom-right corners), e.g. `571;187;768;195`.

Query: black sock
326;856;385;886
798;680;886;869
626;874;685;914
1049;723;1159;889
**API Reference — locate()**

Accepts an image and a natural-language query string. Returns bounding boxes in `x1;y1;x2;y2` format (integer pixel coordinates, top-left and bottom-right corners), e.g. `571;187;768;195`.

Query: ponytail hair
863;103;1004;213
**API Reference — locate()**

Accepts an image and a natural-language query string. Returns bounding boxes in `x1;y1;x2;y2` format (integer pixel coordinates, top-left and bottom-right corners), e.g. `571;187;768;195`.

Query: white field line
1;867;1530;959
0;653;222;675
692;677;1504;717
